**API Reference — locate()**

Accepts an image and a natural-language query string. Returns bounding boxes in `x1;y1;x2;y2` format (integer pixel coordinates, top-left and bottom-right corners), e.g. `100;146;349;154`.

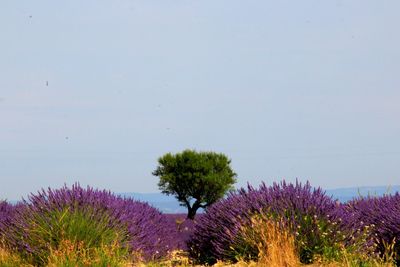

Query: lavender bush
337;193;400;265
0;184;178;265
188;180;343;264
0;200;15;237
164;213;200;251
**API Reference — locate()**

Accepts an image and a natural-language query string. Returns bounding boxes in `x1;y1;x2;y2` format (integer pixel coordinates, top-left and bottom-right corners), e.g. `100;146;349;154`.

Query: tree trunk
187;200;201;220
187;206;197;220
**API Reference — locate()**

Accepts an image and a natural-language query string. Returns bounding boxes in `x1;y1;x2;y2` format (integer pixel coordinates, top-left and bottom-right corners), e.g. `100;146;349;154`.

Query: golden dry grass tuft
237;216;300;267
0;246;33;267
46;239;131;267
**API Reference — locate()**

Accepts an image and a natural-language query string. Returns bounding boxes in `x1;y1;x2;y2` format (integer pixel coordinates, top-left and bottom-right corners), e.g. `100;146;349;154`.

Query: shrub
0;201;14;234
188;180;345;264
337;193;400;265
164;214;198;251
0;184;177;266
10;206;128;265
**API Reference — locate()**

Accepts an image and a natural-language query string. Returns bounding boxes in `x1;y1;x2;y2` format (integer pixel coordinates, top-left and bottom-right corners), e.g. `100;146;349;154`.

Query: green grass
8;206;130;266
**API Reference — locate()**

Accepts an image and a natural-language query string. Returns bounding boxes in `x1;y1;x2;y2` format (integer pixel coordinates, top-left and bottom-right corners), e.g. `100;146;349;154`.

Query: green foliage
153;149;236;219
14;206;129;266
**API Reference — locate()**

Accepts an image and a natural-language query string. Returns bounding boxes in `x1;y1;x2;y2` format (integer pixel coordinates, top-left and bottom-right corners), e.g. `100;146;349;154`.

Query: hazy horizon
1;0;399;200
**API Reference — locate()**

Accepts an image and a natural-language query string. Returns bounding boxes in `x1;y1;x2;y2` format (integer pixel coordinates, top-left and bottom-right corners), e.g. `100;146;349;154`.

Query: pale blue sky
1;0;399;200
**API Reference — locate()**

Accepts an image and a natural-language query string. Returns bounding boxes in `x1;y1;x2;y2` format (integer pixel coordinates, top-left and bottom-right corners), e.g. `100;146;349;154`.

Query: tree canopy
152;150;237;219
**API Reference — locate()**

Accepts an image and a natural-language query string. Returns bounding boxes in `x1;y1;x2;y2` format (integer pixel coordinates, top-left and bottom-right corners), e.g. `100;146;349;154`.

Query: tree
153;150;237;219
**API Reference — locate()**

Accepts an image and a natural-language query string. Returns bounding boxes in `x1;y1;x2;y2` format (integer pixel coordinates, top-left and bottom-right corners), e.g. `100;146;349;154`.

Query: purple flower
0;184;179;262
337;193;400;263
188;180;338;264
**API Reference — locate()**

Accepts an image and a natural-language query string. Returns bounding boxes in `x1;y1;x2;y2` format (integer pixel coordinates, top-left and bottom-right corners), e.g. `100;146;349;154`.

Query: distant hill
325;185;400;203
121;185;400;213
119;192;187;213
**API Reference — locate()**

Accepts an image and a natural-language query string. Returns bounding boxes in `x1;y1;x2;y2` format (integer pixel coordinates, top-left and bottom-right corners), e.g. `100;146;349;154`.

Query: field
1;181;399;267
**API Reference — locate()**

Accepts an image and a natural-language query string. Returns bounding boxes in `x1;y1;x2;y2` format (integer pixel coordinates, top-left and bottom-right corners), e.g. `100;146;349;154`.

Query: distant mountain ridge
119;192;187;213
325;185;400;203
120;185;400;213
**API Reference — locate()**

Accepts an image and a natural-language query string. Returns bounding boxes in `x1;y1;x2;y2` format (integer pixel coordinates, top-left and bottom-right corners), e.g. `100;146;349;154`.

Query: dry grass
1;239;396;267
1;245;396;267
237;216;300;267
47;239;132;267
0;246;33;267
1;239;132;267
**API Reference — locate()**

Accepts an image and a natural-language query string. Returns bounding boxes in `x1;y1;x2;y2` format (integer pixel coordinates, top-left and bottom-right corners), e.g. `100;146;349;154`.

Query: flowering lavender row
164;213;201;250
2;182;400;265
0;184;179;261
337;193;400;264
0;201;15;234
188;180;350;264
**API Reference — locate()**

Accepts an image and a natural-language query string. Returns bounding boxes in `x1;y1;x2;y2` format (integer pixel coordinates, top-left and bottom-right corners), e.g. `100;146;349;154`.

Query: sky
1;0;399;200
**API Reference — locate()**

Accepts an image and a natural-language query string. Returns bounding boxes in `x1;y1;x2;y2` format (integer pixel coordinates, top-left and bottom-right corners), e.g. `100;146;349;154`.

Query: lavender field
0;181;399;266
2;0;399;265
